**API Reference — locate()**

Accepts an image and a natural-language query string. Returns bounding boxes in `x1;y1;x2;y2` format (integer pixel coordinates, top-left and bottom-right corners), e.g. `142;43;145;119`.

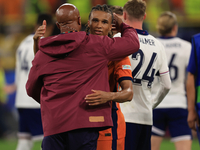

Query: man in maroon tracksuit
26;3;139;150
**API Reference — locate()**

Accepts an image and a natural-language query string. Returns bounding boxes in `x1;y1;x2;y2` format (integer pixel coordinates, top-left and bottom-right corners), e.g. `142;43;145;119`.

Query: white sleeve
185;43;192;67
158;43;169;74
15;47;20;86
113;32;121;38
152;72;171;109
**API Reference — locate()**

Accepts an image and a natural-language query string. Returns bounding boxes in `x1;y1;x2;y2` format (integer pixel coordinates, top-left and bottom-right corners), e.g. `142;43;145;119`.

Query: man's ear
143;13;147;20
56;22;60;30
78;16;81;25
123;11;127;21
173;24;178;36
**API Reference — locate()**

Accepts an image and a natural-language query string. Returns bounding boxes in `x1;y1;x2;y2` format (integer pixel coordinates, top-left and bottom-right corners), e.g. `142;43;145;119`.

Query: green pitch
0;138;199;150
160;138;199;150
0;140;42;150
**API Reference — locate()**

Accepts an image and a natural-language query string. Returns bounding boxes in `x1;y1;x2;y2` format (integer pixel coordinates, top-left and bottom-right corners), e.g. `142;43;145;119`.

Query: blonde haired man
151;11;192;150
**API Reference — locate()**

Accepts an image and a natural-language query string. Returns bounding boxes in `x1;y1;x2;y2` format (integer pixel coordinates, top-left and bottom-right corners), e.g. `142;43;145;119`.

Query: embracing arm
102;14;139;61
111;80;133;102
85;80;133;106
186;72;199;130
152;72;171;109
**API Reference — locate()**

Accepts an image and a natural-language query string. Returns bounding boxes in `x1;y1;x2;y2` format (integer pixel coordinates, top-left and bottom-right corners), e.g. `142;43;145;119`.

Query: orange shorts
96;138;125;150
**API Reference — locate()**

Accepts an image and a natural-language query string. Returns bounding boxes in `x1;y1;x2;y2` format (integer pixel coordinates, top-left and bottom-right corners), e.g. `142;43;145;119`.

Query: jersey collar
136;29;149;35
159;36;175;39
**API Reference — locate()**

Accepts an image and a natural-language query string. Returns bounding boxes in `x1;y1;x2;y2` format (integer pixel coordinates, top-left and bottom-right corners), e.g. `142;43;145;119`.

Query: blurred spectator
4;13;54;150
68;0;91;23
15;13;54;150
0;66;9;139
46;0;66;14
0;0;25;23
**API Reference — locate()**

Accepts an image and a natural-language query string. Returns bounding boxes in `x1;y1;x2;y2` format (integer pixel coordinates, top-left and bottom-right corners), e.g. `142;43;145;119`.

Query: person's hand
112;13;123;33
33;20;46;42
85;90;113;106
33;20;46;54
3;84;16;94
187;109;199;130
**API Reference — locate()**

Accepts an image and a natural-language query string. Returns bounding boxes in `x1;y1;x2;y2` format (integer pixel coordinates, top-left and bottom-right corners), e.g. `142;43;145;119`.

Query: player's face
88;10;112;36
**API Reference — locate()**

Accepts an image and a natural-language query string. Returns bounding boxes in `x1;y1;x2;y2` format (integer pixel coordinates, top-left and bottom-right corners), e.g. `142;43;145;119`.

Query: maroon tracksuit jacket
26;23;139;137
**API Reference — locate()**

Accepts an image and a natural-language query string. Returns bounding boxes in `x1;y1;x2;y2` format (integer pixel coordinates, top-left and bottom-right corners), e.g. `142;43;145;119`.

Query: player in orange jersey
85;5;134;150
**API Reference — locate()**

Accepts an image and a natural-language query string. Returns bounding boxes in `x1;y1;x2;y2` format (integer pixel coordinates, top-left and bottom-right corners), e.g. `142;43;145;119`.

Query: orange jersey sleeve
114;56;132;83
113;56;132;92
108;57;132;92
98;57;132;143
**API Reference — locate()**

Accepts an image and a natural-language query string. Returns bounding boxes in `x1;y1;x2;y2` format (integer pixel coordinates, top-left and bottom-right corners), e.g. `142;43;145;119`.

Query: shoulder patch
122;65;131;70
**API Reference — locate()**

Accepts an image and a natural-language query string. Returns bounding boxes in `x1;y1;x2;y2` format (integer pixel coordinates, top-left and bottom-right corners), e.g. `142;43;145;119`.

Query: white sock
16;139;33;150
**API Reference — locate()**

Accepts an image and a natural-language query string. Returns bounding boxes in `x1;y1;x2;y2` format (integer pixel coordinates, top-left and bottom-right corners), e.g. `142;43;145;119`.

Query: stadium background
0;0;199;149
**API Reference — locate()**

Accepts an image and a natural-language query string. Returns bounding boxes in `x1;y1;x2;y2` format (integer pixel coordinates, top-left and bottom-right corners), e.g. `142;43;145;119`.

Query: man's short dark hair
108;5;123;16
37;13;54;26
88;4;113;23
123;0;146;21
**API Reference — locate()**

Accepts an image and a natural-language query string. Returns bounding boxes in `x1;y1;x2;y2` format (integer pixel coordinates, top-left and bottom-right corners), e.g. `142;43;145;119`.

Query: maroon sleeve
102;23;139;61
26;53;43;103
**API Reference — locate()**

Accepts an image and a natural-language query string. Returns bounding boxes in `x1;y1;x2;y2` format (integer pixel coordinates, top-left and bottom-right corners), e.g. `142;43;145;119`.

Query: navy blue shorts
125;122;151;150
18;108;43;139
151;108;192;142
42;128;99;150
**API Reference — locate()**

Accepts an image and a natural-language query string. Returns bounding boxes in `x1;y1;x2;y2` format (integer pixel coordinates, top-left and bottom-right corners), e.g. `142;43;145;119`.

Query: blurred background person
0;65;9;139
186;33;200;137
4;13;54;150
151;11;192;150
14;13;54;150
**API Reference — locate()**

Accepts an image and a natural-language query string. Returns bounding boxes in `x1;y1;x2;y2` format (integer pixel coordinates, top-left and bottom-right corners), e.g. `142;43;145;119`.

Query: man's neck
162;33;175;37
125;20;143;30
61;26;78;33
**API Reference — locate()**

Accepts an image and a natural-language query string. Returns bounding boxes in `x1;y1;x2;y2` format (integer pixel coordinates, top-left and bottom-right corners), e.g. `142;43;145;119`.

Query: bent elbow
166;81;171;90
164;85;171;93
127;90;134;102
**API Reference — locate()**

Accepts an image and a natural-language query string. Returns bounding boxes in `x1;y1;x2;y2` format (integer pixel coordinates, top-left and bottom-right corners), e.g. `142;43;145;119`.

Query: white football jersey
152;37;191;109
118;30;169;125
15;34;40;108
